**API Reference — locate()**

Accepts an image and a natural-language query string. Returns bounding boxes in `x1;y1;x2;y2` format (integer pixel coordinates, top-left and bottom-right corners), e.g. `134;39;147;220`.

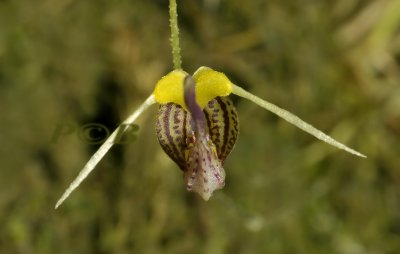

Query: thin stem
232;84;367;158
169;0;182;70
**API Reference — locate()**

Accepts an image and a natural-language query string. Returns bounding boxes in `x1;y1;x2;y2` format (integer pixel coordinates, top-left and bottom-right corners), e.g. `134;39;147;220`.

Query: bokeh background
1;0;399;253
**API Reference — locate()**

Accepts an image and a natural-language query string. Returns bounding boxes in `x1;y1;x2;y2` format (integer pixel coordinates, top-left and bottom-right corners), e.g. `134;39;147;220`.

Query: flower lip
182;75;226;200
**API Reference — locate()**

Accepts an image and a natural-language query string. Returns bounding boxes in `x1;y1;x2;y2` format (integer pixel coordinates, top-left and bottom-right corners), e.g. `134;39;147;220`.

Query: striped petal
203;97;239;163
155;102;192;170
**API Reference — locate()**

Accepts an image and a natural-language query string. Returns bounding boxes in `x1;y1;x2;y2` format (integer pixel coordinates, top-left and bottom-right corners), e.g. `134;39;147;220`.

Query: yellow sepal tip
153;69;188;109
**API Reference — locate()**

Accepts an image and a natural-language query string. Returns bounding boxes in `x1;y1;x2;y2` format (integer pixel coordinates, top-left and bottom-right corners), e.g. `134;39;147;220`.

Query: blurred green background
1;0;399;253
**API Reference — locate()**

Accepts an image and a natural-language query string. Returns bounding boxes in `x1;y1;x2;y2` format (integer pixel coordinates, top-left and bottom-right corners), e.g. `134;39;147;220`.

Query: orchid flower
55;66;366;208
55;0;366;209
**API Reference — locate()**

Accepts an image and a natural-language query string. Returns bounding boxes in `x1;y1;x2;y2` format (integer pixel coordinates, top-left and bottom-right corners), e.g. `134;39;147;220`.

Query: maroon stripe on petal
203;108;212;135
163;104;184;167
216;97;230;159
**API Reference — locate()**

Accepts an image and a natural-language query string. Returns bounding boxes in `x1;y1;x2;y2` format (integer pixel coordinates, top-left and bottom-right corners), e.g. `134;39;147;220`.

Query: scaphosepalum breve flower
55;1;366;208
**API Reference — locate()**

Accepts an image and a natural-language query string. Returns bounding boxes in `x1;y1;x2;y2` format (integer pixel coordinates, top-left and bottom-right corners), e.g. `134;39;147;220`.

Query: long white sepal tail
55;95;156;209
232;85;366;158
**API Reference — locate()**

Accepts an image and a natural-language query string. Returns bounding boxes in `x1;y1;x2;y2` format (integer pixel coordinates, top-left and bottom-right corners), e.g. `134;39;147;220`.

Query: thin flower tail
231;84;366;158
55;95;156;209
